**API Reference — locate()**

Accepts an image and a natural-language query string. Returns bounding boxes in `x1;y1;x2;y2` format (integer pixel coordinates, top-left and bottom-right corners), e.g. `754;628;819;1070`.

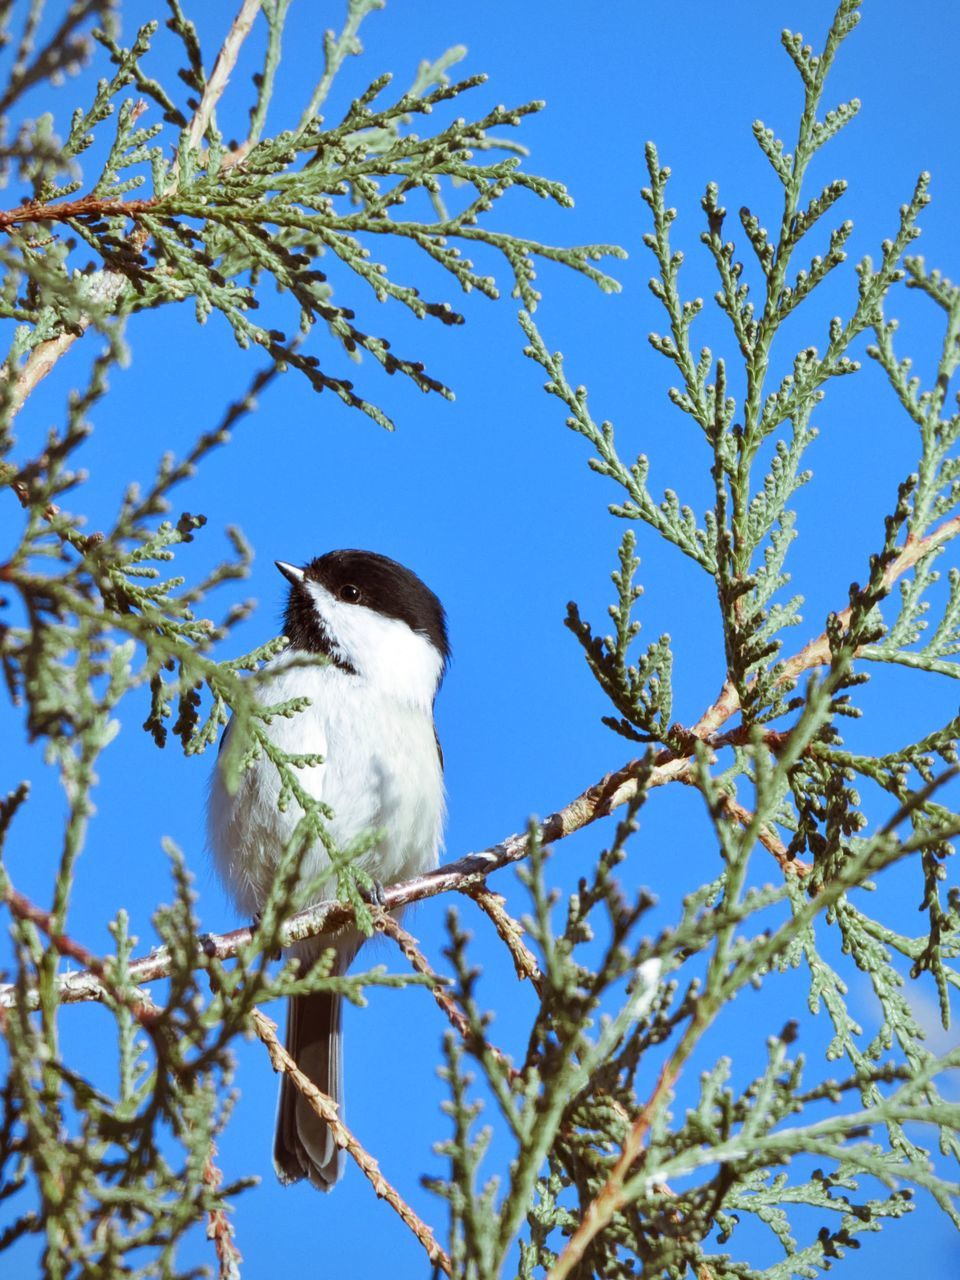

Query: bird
207;549;449;1190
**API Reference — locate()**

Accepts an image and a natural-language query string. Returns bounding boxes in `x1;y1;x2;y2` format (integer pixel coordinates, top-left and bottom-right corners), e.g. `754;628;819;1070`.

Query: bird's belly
207;669;443;922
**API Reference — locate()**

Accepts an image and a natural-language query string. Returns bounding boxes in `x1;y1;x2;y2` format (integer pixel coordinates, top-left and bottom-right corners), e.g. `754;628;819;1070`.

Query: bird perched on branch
208;550;448;1190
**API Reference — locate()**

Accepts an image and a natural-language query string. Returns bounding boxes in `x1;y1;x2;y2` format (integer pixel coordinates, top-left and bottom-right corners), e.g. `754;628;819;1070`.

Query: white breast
207;654;444;927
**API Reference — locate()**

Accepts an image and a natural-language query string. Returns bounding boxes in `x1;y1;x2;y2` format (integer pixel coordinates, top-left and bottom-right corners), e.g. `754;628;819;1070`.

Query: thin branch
677;775;806;876
778;517;960;683
0;757;661;1012
182;0;263;157
375;912;522;1082
0;0;101;118
2;883;161;1027
202;1145;242;1280
251;1007;452;1276
546;1026;699;1280
460;885;544;994
1;511;955;1012
6;327;85;421
0;194;157;229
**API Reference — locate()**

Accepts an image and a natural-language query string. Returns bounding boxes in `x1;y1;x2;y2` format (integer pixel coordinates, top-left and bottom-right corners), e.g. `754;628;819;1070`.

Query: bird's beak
275;560;305;586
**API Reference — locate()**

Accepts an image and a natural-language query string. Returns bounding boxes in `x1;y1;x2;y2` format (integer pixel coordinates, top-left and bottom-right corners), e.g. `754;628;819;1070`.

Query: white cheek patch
304;580;357;670
305;580;443;709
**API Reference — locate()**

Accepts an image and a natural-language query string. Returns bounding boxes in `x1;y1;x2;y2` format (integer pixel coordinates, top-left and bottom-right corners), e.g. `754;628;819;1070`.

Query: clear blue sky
2;1;958;1275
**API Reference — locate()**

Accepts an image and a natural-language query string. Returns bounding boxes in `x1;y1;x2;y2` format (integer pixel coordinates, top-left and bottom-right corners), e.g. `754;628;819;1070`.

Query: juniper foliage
0;1;620;1272
500;4;960;1276
0;2;957;1279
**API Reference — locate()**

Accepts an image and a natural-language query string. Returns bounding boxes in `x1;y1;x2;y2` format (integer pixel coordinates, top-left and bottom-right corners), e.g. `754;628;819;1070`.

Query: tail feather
273;988;345;1191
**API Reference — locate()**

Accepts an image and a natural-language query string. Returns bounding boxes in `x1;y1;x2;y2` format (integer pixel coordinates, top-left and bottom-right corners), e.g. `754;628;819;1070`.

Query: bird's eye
338;583;361;604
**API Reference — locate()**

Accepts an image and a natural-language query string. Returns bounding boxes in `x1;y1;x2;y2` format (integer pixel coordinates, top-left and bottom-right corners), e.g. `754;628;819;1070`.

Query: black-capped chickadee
208;550;449;1190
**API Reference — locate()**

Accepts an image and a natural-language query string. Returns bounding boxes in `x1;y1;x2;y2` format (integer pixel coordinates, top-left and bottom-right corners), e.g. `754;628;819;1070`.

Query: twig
7;328;86;421
460;885;544;993
2;511;956;1013
0;194;157;231
251;1007;452;1276
777;519;960;683
546;1034;694;1280
0;760;659;1012
676;776;807;877
374;913;521;1082
203;1145;242;1280
183;0;263;157
2;883;161;1027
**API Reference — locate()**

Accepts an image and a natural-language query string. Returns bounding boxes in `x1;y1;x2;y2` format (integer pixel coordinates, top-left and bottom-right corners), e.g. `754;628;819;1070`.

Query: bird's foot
360;878;387;910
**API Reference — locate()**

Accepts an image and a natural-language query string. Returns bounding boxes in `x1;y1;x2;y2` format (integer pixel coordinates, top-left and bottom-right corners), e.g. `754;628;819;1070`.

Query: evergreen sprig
2;2;959;1277
0;4;623;432
507;2;960;1275
0;3;623;1272
565;529;674;745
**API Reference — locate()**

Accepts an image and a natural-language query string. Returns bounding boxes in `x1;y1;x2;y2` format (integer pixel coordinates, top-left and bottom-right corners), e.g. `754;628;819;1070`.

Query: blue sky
2;1;959;1275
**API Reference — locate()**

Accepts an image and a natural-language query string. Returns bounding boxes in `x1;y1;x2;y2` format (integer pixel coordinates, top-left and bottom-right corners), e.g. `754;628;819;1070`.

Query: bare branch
376;912;522;1082
0;194;157;230
6;328;84;421
778;516;960;682
202;1146;242;1280
2;510;955;1013
460;885;544;993
251;1007;452;1275
2;882;163;1028
183;0;263;157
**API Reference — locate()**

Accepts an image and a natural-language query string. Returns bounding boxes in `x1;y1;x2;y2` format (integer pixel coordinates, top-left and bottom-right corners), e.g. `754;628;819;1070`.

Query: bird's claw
361;878;387;910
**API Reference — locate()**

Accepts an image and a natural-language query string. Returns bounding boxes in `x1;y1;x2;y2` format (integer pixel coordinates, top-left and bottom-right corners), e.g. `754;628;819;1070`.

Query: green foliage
0;1;619;1273
488;1;960;1275
1;2;959;1279
0;0;622;432
565;529;675;745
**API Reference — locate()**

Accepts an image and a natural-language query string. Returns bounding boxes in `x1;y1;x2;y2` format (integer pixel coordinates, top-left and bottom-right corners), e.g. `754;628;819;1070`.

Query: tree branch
460;885;544;993
545;1043;691;1280
2;511;955;1012
6;328;86;422
1;0;264;420
0;756;666;1012
182;0;262;158
2;882;162;1027
0;194;157;231
251;1007;452;1276
375;913;522;1082
778;516;960;682
202;1145;243;1280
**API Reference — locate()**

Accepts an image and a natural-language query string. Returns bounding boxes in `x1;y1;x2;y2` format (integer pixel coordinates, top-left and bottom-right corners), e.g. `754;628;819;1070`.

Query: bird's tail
273;977;346;1191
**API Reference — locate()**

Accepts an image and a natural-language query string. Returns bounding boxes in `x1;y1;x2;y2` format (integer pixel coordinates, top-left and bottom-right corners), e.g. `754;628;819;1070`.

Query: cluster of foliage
0;0;621;1272
0;1;957;1278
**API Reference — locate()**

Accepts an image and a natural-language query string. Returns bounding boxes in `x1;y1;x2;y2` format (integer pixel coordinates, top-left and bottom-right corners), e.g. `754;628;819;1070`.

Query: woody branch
1;0;264;419
4;503;958;1013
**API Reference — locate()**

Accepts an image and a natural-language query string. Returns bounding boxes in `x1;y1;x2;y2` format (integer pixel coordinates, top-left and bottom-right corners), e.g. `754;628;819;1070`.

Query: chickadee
207;550;448;1190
